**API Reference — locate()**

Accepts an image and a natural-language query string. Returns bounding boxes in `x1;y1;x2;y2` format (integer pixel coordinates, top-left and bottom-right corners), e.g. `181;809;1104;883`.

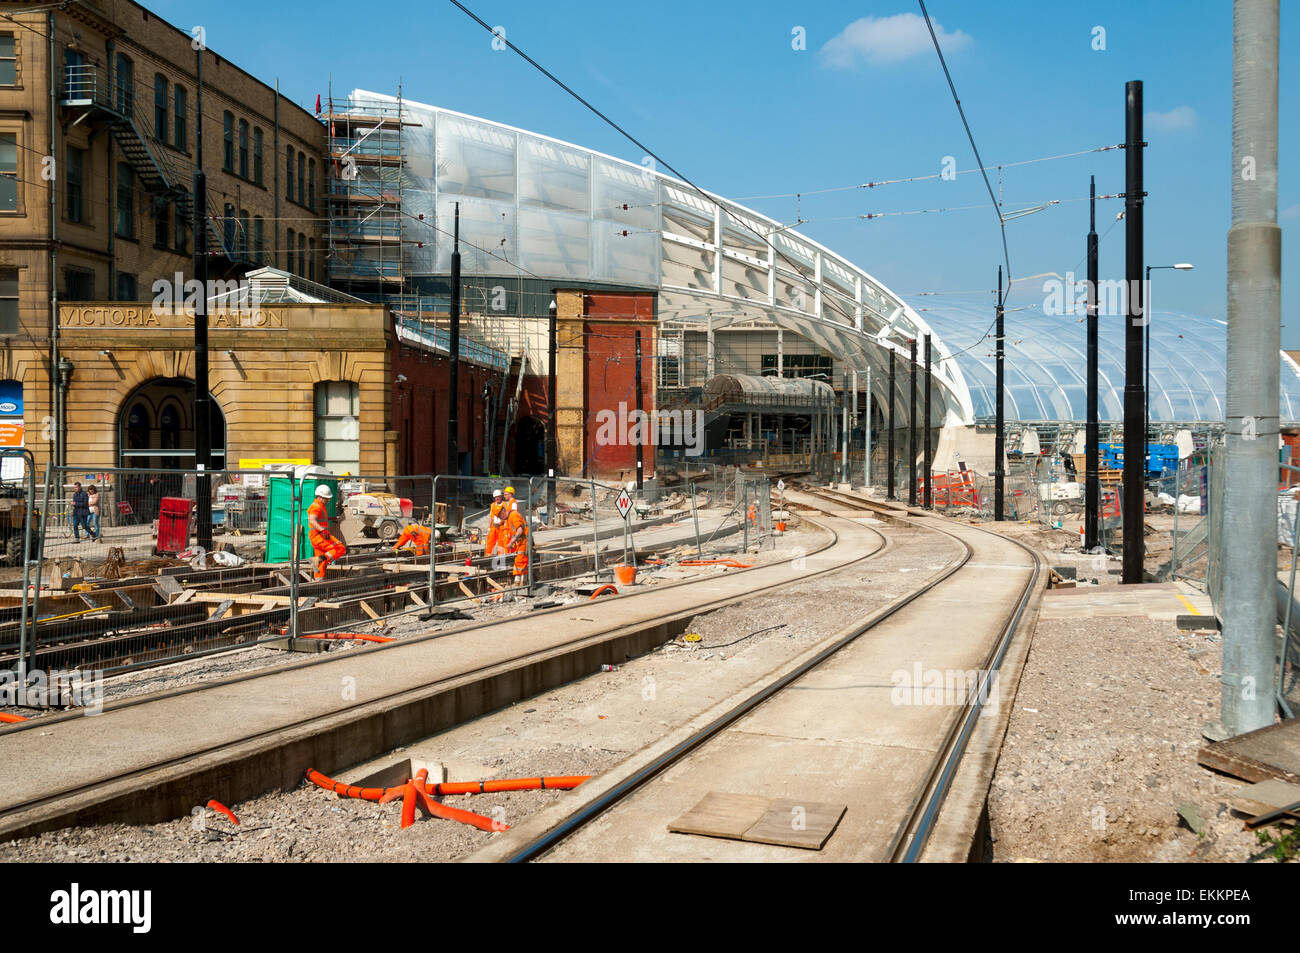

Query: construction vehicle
345;490;413;541
0;482;39;566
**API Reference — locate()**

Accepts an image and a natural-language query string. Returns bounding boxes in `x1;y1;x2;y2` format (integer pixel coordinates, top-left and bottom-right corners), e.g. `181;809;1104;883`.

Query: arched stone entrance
118;377;226;470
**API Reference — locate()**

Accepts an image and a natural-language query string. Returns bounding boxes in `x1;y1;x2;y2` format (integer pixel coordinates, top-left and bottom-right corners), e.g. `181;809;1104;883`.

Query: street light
1144;263;1194;456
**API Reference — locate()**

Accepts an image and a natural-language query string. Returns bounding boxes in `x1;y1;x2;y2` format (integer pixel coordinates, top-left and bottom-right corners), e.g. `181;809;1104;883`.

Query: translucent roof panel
914;293;1300;424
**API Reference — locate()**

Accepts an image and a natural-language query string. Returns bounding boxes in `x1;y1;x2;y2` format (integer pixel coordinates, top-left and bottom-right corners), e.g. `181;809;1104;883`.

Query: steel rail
501;484;1040;864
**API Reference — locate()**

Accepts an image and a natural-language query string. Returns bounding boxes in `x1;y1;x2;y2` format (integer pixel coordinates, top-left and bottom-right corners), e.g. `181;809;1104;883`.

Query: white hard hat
314;485;333;499
492;488;503;497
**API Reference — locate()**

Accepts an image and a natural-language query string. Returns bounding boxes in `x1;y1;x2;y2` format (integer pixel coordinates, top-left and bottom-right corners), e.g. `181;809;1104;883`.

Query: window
0;133;16;212
65;146;84;222
252;127;263;185
63;48;84;99
238;119;249;178
0;269;16;336
114;53;132;117
0;34;16;87
223;203;235;253
285;146;294;202
297;152;305;206
298;232;305;278
253;216;264;263
115;272;138;301
153;74;167;141
154;198;170;248
238;210;249;259
174;86;187;151
315;381;360;475
115;163;134;237
308;238;315;281
308;159;315;211
64;267;94;302
222;111;234;172
286;228;294;272
174;202;188;254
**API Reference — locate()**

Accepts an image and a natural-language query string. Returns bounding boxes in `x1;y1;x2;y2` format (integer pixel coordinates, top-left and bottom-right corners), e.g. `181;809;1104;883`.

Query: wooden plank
173;590;196;605
458;581;481;605
743;798;846;850
1232;779;1300;817
668;792;770;840
208;599;234;621
359;600;380;620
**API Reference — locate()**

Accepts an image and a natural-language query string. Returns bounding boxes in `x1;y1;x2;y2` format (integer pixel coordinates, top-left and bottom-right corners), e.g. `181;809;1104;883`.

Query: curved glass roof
345;89;1299;429
347;89;974;425
915;293;1300;424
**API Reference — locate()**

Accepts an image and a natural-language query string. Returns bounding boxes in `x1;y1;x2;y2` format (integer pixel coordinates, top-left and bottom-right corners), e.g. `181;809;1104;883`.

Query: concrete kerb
919;537;1050;862
0;515;842;840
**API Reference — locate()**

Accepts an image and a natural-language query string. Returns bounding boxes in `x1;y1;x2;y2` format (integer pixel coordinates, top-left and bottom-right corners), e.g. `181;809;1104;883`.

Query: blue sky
159;1;1294;343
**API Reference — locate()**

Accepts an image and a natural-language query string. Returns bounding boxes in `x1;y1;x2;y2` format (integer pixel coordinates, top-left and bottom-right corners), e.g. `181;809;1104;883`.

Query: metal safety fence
0;462;772;705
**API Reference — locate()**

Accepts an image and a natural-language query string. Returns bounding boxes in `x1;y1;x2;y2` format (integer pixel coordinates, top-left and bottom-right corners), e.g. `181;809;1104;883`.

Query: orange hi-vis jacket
394;524;432;556
504;508;529;577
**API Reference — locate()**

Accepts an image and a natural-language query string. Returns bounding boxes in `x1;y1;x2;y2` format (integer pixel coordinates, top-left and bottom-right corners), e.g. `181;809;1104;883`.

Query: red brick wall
584;293;655;479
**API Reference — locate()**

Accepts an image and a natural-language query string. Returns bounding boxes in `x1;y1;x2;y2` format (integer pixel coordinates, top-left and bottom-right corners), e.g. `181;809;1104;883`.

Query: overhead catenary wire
917;0;1011;286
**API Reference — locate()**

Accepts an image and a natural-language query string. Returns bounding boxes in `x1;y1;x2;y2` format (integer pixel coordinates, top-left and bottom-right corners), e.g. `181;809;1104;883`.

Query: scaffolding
326;86;411;297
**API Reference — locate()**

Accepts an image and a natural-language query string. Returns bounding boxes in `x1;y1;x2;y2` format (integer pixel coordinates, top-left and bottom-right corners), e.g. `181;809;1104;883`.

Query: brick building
0;0;327;469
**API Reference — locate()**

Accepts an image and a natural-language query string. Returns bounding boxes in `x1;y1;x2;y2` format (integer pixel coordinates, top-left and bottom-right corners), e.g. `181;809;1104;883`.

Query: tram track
0;504;903;841
481;484;1043;863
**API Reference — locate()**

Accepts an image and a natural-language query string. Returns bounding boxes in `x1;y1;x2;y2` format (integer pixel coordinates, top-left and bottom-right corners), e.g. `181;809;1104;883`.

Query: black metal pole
1085;176;1100;550
634;328;644;490
994;267;1005;521
887;349;896;500
546;297;557;516
447;203;461;476
1122;80;1146;584
923;334;932;509
908;338;917;506
192;47;211;549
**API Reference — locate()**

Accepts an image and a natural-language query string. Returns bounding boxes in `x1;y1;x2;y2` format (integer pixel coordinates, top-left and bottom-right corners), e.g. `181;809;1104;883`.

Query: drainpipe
106;39;114;304
274;80;280;270
48;13;60;466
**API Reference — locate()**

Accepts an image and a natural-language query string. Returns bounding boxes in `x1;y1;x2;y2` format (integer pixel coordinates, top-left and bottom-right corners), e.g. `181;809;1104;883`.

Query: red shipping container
155;497;193;556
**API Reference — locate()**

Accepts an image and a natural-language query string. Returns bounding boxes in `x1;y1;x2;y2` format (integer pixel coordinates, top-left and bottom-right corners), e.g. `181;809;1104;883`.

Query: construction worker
504;498;529;581
485;488;506;556
307;485;347;580
393;522;432;557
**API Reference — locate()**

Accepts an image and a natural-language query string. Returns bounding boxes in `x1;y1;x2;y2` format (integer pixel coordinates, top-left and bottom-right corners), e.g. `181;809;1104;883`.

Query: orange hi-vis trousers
310;530;347;579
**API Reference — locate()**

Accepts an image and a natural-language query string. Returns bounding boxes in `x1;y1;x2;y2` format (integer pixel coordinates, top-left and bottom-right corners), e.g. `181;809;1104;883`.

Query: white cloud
819;13;971;69
1145;105;1197;133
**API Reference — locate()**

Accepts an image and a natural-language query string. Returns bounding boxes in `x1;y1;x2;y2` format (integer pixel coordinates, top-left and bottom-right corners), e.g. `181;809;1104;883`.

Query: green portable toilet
265;465;338;562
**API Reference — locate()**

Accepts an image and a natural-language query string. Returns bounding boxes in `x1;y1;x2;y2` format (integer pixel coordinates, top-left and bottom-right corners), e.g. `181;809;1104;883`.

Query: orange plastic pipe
301;633;395;644
304;769;589;800
588;584;619;600
0;712;27;724
207;799;239;825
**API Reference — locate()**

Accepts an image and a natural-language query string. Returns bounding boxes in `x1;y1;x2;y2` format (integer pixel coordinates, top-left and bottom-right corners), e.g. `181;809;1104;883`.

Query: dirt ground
987;611;1290;862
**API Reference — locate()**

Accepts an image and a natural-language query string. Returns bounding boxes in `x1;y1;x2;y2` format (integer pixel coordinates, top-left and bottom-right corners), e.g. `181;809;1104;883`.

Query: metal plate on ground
1199;719;1300;784
668;791;846;850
